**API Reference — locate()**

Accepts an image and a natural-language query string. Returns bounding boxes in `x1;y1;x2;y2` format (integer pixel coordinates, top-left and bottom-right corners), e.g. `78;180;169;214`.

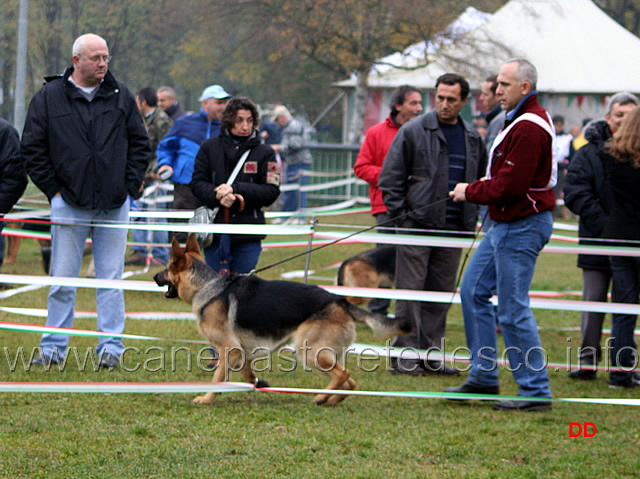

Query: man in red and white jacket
447;59;555;412
353;85;422;315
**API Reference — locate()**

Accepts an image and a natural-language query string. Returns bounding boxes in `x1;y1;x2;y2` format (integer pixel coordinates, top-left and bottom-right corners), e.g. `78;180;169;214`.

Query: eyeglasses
84;55;112;64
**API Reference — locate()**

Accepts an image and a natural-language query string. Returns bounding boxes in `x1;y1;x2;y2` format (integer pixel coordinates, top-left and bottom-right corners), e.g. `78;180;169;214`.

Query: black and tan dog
336;246;396;306
154;234;408;406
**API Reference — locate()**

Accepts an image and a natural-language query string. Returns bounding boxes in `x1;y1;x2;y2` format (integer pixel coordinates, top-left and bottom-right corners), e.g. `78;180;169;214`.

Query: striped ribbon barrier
0;381;637;407
1;274;639;315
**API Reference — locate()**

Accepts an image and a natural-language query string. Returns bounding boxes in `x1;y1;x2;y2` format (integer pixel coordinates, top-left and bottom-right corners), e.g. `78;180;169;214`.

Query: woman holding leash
190;97;281;273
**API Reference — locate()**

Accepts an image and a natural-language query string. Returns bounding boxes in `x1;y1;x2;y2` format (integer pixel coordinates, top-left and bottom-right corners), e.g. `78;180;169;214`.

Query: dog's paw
192;395;215;405
313;393;330;405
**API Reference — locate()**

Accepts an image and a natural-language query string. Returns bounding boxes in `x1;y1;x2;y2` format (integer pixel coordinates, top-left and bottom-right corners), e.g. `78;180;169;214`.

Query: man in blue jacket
21;33;150;369
157;84;231;241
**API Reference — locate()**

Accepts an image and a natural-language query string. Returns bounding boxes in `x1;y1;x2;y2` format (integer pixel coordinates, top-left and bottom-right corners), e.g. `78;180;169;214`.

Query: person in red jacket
355;85;423;224
353;85;422;315
447;59;555;411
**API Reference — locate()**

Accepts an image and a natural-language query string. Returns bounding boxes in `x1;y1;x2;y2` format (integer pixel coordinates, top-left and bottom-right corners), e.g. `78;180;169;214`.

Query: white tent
336;0;640;136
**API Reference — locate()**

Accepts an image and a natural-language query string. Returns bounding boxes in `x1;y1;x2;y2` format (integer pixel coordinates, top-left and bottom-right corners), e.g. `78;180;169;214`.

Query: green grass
1;214;639;478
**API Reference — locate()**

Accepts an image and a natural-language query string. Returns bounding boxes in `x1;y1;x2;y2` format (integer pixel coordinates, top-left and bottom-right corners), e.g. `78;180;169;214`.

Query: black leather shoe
608;376;640;389
493;399;552;412
424;360;460;376
444;382;499;397
98;352;120;370
389;358;426;376
568;367;597;380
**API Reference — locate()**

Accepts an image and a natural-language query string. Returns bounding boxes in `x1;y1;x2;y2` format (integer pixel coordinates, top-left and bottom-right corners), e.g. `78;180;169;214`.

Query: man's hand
449;182;468;202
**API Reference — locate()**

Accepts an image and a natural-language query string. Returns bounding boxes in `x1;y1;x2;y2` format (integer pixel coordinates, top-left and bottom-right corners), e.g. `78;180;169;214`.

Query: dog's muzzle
153;270;178;299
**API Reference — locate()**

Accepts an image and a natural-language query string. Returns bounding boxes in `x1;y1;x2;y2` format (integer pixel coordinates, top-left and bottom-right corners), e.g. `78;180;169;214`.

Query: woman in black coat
190;97;280;273
603;105;640;389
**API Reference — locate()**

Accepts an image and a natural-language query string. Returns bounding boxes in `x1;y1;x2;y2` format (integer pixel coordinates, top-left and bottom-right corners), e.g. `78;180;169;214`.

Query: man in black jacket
0;118;28;271
563;92;638;379
379;73;486;376
21;33;150;370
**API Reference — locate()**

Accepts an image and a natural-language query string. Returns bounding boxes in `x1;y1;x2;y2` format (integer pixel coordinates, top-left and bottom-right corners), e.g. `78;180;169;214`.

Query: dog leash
251;197;451;275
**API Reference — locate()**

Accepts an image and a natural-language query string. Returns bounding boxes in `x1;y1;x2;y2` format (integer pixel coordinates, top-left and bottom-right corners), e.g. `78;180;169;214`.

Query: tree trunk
347;65;371;145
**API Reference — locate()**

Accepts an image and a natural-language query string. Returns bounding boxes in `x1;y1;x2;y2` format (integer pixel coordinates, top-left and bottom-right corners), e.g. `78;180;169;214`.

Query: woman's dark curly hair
221;97;260;131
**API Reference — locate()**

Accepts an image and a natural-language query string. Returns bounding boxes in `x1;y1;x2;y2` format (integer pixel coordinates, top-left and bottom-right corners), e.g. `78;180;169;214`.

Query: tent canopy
336;0;640;94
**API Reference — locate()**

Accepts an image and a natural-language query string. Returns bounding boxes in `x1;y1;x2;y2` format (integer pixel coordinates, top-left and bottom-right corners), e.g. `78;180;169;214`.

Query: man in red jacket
447;59;555;411
355;85;423;225
353;85;422;315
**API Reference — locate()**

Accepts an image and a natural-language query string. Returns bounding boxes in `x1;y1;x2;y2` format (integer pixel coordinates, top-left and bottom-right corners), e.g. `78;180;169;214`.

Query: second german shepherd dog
154;234;408;406
336;246;396;306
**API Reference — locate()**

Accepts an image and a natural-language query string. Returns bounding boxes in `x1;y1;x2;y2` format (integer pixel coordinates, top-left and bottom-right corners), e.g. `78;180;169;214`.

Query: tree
235;0;483;143
596;0;640;35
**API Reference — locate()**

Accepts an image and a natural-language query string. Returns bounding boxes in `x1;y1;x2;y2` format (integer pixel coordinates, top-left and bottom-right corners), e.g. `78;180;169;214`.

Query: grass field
1;213;639;478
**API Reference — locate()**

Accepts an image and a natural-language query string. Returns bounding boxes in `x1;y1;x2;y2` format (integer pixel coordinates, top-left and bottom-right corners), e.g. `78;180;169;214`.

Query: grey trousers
392;240;461;352
578;268;612;363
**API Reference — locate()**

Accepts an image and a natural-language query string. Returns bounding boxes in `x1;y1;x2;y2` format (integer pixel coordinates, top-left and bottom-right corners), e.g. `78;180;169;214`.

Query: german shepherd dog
336;246;396;306
154;234;408;406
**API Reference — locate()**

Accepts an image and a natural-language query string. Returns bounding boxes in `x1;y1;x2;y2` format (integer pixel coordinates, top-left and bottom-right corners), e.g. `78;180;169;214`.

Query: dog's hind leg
312;349;355;406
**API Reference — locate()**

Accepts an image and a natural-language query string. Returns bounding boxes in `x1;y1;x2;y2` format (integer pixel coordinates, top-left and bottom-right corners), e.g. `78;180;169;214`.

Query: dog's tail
344;302;411;336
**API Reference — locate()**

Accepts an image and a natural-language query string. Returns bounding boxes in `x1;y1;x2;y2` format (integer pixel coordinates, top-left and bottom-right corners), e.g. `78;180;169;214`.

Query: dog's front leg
192;346;243;405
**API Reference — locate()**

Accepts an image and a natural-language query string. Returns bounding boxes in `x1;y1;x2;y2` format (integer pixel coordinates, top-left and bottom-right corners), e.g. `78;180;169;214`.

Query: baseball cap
199;84;231;101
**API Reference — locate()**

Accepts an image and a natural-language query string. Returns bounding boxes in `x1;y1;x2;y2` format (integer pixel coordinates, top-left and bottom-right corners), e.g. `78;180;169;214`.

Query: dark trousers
368;212;394;315
391;221;462;352
609;255;640;385
578;268;612;363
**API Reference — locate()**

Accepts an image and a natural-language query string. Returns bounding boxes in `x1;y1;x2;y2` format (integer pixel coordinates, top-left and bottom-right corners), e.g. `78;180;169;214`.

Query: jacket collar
422;109;470;132
505;91;538;121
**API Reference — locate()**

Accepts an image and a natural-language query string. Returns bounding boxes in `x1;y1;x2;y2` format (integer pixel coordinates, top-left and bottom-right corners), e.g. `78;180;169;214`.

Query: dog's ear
171;237;184;260
185;233;201;255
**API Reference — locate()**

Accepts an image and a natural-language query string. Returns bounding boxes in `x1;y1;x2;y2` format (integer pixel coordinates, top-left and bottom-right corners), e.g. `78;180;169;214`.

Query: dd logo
569;422;597;437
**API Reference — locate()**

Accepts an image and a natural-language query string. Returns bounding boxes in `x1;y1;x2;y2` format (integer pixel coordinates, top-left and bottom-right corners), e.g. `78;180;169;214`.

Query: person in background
156;84;231;242
0;117;28;280
157;85;186;121
563;92;638;380
602;105;640;389
125;86;174;266
21;33;150;369
354;85;422;316
190;97;280;273
480;74;506;150
271;106;312;223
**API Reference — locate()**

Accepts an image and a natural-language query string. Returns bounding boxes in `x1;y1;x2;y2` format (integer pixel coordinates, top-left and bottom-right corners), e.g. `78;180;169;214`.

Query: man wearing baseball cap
156;84;231;243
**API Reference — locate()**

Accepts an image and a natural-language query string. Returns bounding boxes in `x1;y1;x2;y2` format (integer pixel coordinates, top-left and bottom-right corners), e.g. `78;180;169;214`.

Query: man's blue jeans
609;255;640;385
281;162;310;212
39;195;129;360
461;211;553;398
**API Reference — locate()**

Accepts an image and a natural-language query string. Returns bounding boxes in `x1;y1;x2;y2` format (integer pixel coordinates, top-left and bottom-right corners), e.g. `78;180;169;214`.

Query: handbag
189;148;252;248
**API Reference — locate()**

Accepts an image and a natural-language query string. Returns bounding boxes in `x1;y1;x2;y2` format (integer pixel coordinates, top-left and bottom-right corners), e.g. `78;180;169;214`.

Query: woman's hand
215;183;234;201
219;192;236;208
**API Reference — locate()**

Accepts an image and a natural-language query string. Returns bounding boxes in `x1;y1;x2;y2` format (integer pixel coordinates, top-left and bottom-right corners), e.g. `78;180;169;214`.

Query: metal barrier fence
301;143;369;207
